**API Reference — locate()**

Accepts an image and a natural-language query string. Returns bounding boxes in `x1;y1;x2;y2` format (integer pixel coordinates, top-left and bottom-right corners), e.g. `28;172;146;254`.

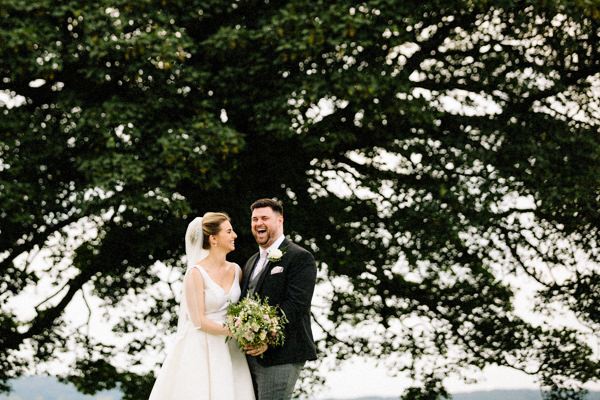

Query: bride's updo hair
201;212;230;249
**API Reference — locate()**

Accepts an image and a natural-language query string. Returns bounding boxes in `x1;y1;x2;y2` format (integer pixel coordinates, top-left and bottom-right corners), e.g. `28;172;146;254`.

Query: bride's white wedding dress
149;264;255;400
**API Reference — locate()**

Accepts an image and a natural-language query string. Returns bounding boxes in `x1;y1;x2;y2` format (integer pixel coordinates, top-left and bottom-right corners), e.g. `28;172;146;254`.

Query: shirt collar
259;234;285;257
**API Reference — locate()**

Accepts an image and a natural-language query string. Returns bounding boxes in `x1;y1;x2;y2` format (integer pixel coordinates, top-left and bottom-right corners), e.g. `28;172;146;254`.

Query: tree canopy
1;1;599;399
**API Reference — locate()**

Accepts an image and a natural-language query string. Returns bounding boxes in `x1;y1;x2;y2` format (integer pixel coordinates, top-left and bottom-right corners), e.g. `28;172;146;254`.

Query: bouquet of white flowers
225;294;287;350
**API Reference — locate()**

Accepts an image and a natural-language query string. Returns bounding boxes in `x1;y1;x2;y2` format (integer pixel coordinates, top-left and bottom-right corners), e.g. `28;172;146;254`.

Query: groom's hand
245;343;268;356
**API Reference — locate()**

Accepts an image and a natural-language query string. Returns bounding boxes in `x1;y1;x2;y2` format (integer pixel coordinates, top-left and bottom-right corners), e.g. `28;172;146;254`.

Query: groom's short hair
251;198;283;215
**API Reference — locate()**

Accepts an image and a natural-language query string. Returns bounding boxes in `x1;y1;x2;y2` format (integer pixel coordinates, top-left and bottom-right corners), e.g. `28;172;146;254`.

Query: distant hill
0;376;121;400
2;377;599;400
328;390;600;400
452;390;600;400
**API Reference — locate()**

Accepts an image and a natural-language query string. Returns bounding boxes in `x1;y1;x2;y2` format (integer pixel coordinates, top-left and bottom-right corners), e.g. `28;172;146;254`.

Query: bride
149;212;255;399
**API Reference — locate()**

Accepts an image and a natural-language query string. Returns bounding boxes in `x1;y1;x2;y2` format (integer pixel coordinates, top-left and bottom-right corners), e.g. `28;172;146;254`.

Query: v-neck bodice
192;264;241;323
197;265;237;294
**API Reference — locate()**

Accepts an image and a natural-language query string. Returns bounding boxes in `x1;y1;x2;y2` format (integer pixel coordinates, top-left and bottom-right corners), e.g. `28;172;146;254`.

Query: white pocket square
271;266;284;274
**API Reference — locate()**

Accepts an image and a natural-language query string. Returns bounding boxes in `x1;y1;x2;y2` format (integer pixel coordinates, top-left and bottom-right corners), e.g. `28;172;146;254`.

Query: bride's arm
185;269;230;336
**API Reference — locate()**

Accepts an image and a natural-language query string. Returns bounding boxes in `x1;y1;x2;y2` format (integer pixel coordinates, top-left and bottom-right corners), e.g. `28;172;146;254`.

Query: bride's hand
223;325;232;337
244;343;268;356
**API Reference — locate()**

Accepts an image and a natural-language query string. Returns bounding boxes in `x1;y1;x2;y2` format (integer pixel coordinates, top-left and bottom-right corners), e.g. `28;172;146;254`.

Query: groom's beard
252;228;273;247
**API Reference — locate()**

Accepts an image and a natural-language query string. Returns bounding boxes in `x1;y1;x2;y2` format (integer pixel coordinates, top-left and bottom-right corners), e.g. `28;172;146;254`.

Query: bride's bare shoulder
228;262;242;281
228;262;241;272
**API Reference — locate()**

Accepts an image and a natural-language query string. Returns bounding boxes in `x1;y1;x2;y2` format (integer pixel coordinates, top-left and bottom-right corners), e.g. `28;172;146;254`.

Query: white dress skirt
148;265;255;400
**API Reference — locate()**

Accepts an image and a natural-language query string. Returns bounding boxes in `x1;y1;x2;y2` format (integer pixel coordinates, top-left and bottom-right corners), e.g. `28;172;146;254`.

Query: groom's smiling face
251;207;283;248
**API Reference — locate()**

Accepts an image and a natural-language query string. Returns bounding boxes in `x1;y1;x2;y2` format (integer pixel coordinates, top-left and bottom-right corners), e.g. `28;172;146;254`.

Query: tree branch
4;269;95;352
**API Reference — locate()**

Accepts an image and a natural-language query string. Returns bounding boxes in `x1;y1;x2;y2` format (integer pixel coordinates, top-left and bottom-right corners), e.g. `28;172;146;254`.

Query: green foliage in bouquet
225;294;287;350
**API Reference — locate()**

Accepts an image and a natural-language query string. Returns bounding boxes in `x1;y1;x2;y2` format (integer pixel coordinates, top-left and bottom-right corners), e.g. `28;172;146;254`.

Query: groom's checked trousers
247;357;304;400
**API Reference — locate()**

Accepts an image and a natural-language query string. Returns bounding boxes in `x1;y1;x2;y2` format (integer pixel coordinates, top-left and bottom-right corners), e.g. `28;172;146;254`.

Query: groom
241;198;317;400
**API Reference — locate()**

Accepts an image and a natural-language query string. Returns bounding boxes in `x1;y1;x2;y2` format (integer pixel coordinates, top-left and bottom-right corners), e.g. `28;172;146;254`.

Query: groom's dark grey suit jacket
241;238;318;366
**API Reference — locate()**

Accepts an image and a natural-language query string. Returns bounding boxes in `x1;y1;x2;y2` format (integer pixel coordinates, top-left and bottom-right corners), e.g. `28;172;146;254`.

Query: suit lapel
242;252;260;295
254;238;290;293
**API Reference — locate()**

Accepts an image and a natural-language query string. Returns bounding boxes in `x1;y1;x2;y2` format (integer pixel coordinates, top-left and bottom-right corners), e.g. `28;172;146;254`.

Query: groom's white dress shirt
251;234;285;281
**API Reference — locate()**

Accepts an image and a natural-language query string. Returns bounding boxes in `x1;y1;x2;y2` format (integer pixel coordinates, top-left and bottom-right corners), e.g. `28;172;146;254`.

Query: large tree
1;0;599;399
